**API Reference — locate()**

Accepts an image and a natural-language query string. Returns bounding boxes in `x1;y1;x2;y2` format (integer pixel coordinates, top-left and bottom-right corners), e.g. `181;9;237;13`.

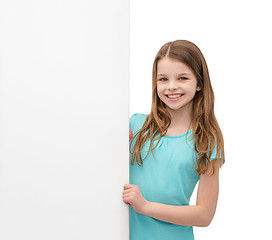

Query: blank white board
0;0;129;239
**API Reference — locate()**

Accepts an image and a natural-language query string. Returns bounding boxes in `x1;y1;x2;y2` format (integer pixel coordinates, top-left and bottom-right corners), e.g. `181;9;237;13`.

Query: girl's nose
167;82;178;91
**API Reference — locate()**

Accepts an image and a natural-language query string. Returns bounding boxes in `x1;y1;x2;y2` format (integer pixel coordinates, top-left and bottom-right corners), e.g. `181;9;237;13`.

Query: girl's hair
129;39;225;175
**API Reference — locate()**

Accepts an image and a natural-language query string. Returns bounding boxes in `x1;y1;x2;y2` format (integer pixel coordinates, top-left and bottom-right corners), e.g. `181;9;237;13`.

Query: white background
0;0;129;239
130;0;272;239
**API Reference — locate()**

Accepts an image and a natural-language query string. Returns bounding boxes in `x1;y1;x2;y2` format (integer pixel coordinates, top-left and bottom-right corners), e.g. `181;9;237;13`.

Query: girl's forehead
157;58;193;74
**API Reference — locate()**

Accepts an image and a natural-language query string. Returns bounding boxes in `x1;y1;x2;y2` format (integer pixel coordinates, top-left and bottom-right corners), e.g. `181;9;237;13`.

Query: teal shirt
129;113;225;240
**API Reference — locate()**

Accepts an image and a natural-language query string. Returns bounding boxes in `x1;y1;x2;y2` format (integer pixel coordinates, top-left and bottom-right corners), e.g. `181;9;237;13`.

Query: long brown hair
129;40;225;175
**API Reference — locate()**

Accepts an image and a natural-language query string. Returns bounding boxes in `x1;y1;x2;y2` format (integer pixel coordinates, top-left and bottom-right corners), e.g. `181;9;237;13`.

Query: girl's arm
143;161;220;227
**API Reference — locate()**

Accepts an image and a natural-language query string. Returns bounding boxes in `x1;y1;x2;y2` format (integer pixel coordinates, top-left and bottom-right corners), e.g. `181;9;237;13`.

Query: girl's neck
166;105;193;132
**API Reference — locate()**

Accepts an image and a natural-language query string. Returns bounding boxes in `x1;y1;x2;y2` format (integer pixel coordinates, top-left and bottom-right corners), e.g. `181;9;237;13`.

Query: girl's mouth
166;94;184;101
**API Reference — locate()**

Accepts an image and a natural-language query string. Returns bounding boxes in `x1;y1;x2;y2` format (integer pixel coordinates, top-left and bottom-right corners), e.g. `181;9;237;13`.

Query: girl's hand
122;184;149;215
129;129;133;141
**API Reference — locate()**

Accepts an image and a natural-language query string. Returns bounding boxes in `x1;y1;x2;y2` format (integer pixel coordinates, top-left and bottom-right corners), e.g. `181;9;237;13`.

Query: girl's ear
196;86;202;91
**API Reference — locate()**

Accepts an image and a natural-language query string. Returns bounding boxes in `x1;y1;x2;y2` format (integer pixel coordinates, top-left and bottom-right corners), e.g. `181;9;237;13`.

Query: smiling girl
123;40;225;240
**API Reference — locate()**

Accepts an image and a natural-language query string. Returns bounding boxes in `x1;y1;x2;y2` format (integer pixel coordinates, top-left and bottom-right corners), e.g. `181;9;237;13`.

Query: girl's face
156;57;201;114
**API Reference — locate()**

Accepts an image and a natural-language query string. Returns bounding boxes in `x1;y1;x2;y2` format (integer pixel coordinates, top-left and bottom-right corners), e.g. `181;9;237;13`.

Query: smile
166;94;184;101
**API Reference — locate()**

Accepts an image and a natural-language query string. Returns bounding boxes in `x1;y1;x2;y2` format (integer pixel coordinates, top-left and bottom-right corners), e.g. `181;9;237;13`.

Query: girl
123;39;225;240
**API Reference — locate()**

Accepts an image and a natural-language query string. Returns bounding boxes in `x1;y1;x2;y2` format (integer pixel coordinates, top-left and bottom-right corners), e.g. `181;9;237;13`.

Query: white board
0;0;129;239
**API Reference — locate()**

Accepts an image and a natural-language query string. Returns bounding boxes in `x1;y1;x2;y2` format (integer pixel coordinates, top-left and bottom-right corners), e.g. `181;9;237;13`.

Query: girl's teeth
167;94;182;98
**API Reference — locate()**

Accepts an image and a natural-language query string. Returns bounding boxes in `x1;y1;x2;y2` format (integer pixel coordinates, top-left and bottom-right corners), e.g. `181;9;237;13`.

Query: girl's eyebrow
157;73;191;76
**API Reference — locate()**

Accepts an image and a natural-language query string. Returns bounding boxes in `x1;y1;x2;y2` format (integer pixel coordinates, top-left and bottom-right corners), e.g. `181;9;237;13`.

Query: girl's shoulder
129;113;149;131
129;113;148;120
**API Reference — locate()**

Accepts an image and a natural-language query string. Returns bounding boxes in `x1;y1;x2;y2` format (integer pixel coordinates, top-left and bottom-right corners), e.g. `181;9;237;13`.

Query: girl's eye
158;77;188;81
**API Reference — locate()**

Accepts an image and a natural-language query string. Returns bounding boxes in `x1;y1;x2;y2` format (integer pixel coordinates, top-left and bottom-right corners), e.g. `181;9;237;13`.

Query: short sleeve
129;113;138;131
210;142;225;165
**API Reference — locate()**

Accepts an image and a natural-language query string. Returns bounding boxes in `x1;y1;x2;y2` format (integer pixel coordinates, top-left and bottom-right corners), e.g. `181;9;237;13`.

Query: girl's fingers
129;129;133;141
123;189;132;194
123;184;134;189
